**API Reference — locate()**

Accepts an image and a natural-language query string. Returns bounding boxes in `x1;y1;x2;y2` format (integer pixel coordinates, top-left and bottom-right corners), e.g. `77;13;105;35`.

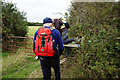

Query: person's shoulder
36;30;38;33
34;30;38;35
52;28;60;34
52;28;58;32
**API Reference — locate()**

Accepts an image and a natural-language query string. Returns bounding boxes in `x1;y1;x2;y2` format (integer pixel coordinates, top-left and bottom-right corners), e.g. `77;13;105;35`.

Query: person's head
43;17;53;27
54;19;63;30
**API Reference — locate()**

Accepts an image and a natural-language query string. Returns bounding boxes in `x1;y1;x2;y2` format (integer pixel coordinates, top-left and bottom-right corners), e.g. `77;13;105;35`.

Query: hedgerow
66;2;120;78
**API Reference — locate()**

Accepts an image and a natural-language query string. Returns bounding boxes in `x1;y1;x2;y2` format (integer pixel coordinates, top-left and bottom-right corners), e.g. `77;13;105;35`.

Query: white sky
4;0;72;23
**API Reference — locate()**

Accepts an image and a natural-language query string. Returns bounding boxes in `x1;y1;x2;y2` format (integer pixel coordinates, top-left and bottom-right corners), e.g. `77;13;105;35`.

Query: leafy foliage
2;1;28;37
66;2;120;78
68;2;119;37
2;1;28;51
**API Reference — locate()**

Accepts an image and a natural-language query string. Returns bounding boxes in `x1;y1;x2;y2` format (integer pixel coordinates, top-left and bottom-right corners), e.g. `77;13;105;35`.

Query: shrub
66;2;120;78
2;1;28;51
2;1;28;37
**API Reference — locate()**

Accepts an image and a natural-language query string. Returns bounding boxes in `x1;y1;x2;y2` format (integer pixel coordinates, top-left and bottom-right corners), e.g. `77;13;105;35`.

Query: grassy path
27;66;43;78
2;51;41;78
2;26;68;78
26;56;66;78
2;26;41;78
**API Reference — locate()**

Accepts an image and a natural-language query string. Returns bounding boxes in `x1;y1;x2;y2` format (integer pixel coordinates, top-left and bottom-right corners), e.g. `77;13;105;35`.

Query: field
27;26;41;37
2;26;43;78
2;26;65;78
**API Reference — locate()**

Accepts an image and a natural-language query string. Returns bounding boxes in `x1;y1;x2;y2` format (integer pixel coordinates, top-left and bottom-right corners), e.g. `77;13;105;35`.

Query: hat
43;17;53;24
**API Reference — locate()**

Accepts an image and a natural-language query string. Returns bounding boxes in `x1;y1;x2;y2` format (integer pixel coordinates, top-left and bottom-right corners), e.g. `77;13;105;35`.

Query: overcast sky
5;0;72;23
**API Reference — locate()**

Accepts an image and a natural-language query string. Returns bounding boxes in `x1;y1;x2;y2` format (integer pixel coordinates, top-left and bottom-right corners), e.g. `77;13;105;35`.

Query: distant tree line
27;22;43;26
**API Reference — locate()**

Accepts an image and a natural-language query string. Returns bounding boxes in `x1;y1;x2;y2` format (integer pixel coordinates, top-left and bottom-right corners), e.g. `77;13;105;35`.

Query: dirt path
27;67;43;78
27;58;67;78
60;58;67;64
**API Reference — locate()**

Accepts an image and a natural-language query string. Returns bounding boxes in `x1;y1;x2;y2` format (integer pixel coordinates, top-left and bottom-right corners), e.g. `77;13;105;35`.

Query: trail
27;57;67;78
60;58;67;64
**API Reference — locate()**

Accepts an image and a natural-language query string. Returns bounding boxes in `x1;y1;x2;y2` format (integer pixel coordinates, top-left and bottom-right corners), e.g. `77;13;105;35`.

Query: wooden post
25;38;27;52
14;37;16;53
6;36;9;51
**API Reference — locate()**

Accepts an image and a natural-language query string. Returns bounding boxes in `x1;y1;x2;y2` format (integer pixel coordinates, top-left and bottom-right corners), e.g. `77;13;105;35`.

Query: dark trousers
39;54;60;80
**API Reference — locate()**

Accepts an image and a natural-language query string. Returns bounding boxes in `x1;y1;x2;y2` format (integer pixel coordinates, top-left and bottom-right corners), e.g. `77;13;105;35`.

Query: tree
27;22;43;26
2;1;28;51
2;1;28;37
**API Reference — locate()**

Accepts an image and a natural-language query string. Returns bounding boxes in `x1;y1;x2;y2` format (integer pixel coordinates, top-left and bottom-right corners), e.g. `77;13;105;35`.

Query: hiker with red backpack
33;17;64;80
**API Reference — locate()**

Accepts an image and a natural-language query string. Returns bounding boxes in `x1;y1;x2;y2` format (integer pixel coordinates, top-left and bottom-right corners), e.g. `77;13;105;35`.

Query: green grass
60;54;87;78
2;26;67;78
2;52;13;57
2;26;43;78
0;43;2;58
27;26;42;37
2;51;42;78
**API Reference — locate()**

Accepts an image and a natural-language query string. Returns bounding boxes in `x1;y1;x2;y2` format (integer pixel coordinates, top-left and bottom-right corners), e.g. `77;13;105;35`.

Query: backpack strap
44;26;60;42
47;27;53;42
48;34;52;42
49;27;54;31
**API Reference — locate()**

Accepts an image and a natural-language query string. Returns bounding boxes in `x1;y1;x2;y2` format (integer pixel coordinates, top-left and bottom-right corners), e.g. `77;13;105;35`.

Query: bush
2;1;28;51
2;1;28;37
77;24;119;78
66;2;120;78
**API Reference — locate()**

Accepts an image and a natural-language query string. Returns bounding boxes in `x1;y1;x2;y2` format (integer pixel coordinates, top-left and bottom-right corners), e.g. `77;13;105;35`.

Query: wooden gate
5;36;34;56
4;36;81;56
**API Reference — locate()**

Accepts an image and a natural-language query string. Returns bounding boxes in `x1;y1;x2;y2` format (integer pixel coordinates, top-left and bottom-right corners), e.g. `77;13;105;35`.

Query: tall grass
2;51;42;78
2;26;43;78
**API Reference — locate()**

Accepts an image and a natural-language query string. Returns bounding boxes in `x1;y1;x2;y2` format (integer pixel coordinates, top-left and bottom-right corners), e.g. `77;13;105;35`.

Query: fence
5;36;34;56
4;35;82;56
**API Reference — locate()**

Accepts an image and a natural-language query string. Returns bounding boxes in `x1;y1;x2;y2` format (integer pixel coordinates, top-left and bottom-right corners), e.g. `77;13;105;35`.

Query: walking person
33;17;64;80
54;19;75;57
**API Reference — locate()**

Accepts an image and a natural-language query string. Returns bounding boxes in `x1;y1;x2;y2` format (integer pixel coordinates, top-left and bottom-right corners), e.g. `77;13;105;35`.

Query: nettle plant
75;24;119;78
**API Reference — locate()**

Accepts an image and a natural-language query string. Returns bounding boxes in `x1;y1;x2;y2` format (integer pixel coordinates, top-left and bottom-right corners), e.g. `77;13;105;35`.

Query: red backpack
34;27;55;57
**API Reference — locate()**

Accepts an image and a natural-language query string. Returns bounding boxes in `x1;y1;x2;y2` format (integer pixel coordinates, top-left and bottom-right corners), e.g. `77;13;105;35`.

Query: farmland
2;26;65;78
27;26;41;37
2;24;120;78
2;26;42;78
2;1;120;79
